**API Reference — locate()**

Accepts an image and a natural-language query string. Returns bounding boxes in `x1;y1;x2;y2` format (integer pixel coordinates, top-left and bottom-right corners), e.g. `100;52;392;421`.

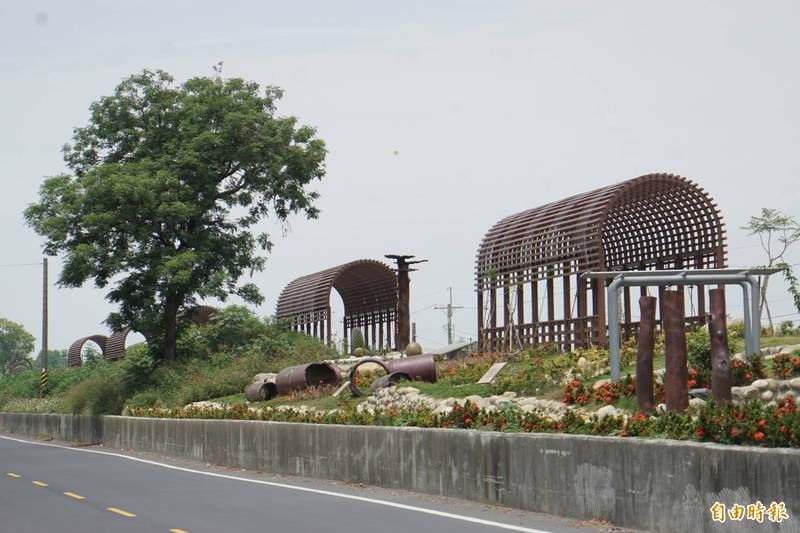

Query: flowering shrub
773;354;800;379
563;375;635;405
731;355;766;386
129;395;800;447
437;352;504;385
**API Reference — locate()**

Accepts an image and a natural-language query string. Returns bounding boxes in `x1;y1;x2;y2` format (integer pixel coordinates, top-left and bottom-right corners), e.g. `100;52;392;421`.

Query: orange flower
754;431;765;442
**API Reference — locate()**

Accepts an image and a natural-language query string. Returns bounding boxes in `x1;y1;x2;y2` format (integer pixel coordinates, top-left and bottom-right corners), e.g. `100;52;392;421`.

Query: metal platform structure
585;268;783;381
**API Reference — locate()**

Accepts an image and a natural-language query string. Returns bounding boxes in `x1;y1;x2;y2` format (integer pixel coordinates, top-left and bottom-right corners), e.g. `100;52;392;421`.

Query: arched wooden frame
475;173;727;352
275;259;398;351
67;335;108;367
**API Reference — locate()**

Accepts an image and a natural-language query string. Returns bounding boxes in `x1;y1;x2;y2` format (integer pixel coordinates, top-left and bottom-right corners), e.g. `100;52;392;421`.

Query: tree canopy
0;318;35;374
25;69;327;360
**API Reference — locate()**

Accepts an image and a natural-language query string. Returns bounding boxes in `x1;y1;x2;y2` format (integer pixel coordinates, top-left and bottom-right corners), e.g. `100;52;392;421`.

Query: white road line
0;434;553;533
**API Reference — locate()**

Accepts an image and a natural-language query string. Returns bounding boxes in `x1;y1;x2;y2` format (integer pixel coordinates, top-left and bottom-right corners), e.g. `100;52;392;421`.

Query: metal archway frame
475;173;727;352
275;259;398;351
67;335;108;367
586;268;783;381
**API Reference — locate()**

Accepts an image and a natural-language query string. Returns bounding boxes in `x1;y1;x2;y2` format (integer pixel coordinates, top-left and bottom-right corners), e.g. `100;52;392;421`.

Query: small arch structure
67;305;218;366
276;259;398;350
67;335;109;367
476;173;727;351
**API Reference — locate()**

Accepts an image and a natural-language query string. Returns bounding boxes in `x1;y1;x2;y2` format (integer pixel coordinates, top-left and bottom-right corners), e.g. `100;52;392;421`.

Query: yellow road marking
6;472;21;478
106;507;136;518
32;481;48;487
63;492;86;500
169;529;190;533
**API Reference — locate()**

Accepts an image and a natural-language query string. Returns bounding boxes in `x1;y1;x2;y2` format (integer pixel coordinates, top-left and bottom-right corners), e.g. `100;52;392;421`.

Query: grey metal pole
604;272;754;382
738;282;752;356
746;275;761;355
607;276;623;381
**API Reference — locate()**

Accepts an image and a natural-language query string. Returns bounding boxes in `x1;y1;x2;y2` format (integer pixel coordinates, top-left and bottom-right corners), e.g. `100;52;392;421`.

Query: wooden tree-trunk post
663;289;689;412
636;295;657;412
709;288;733;404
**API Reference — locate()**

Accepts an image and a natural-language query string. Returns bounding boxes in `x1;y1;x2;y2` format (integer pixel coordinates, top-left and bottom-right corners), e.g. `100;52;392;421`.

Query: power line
0;262;43;268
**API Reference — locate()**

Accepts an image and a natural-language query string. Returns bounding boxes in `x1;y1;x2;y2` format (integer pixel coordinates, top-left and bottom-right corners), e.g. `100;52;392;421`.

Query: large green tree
0;318;35;374
25;70;326;360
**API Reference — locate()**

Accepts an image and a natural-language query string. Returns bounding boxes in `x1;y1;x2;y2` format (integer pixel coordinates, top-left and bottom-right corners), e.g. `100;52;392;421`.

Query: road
0;434;617;533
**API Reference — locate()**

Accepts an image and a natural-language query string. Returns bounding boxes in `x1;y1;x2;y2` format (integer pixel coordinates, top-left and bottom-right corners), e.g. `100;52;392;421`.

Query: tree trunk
163;293;180;361
709;288;732;404
760;274;774;333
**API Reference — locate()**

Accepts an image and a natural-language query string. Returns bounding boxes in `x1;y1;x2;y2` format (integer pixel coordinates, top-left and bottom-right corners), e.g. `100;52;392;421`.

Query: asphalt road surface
0;433;619;533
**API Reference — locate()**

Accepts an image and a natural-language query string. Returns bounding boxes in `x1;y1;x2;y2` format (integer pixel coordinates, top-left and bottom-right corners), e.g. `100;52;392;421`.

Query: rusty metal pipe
386;354;437;383
275;363;341;395
245;373;278;402
348;358;390;397
636;296;656;412
709;288;732;404
370;372;412;392
663;289;689;412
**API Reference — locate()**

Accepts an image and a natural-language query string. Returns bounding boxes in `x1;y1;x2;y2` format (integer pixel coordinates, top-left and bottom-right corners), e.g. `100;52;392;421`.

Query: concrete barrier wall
0;412;101;444
2;413;799;532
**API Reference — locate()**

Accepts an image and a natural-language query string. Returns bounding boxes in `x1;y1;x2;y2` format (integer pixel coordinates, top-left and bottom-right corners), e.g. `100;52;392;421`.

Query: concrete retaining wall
0;412;101;444
2;413;799;532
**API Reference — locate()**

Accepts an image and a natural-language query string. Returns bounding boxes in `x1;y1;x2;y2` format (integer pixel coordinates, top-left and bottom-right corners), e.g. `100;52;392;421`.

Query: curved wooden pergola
275;259;398;350
475;173;727;351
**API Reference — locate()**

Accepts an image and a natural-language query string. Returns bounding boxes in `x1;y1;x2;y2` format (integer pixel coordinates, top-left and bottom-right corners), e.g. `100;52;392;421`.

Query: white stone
593;379;610;390
596;405;622;420
576;357;588;371
760;390;774;402
751;379;769;390
689;398;706;408
502;391;517;399
767;379;780;392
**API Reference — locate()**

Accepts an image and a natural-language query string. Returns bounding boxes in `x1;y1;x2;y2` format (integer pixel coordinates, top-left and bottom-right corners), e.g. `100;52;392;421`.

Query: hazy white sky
1;1;799;353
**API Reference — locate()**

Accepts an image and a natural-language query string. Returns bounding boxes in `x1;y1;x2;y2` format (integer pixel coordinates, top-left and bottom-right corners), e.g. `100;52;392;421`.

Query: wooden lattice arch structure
475;173;727;351
276;259;398;350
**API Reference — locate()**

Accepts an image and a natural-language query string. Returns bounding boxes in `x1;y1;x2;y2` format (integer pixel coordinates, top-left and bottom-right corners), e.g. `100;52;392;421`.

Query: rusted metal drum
370;371;411;392
387;354;437;383
275;363;341;395
67;335;109;367
245;373;278;402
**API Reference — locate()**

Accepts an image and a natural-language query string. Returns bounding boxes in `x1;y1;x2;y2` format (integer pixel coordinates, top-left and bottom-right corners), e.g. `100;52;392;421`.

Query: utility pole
41;257;48;372
435;287;464;345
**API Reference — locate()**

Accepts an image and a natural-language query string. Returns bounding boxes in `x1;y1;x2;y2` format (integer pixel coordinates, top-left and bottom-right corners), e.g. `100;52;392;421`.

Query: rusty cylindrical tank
275;363;341;395
245;373;278;402
386;354;437;383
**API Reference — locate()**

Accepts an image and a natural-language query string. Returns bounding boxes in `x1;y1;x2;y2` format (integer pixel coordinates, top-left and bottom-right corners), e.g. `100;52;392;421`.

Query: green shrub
687;327;712;373
65;375;126;415
728;320;746;339
120;343;155;392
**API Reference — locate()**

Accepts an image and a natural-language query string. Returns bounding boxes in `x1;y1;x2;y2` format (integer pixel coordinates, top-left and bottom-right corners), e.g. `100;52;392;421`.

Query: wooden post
709;288;732;404
562;263;571;351
577;272;588;347
623;286;632;340
547;267;555;346
489;286;497;351
502;275;510;351
41;257;48;372
663;289;689;412
477;286;484;352
516;272;525;347
637;296;657;412
326;307;332;347
530;273;539;346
